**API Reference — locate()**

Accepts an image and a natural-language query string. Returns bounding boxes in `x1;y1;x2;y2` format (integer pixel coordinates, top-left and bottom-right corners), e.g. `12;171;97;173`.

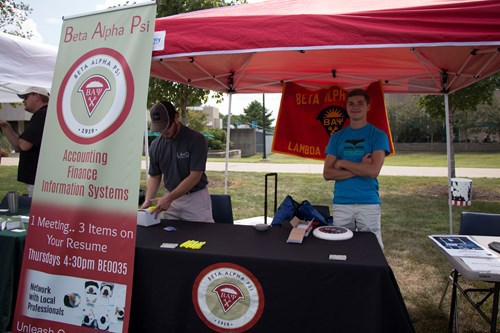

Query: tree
240;100;274;129
185;109;208;133
184;110;229;150
148;78;209;123
386;95;444;143
220;112;244;128
205;127;228;150
148;0;246;122
418;73;500;176
0;0;33;38
471;91;500;142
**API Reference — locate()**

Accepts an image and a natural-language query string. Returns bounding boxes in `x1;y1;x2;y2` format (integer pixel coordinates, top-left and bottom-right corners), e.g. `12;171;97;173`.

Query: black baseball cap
150;101;177;132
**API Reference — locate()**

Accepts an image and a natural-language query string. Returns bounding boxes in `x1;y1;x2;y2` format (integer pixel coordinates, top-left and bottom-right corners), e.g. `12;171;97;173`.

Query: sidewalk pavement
2;157;498;178
205;162;499;178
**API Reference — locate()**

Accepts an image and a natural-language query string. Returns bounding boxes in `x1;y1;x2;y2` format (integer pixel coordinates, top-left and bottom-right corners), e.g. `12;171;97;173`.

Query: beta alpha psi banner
13;3;156;333
272;81;395;160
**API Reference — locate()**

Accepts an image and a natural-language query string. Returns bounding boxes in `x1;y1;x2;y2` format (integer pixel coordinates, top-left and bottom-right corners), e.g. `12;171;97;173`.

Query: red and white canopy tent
151;0;500;232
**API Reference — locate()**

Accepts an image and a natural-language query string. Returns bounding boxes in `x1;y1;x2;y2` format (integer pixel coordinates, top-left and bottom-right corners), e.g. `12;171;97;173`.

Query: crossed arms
323;150;386;181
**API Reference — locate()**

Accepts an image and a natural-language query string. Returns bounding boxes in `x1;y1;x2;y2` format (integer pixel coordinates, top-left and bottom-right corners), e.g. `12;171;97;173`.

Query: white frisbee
313;226;353;241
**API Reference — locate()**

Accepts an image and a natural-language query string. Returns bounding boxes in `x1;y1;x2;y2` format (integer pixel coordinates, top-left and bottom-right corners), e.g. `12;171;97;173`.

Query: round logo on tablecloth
192;262;264;333
57;48;134;144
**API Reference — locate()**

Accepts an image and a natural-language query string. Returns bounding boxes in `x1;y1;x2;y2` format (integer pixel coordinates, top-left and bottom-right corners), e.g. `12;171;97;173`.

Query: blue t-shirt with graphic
325;123;390;204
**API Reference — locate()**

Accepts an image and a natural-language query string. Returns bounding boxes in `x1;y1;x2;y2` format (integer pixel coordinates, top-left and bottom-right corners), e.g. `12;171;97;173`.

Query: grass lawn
1;151;499;332
209;151;500;168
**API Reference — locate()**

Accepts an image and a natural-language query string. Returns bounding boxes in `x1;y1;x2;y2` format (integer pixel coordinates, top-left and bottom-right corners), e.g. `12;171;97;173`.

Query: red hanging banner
272;81;394;160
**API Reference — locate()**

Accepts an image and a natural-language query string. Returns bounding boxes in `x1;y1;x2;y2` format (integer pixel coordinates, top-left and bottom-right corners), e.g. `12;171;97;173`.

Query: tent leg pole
444;93;453;234
224;93;233;195
144;108;150;182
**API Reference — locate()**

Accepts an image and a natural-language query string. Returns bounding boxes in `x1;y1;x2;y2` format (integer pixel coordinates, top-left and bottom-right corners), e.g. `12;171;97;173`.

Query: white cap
17;86;50;99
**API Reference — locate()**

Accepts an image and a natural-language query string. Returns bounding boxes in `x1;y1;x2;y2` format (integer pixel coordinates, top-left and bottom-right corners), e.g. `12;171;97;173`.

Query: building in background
188;106;222;129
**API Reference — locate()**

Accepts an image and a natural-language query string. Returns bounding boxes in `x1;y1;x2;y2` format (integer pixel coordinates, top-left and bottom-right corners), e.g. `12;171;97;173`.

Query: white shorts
333;204;383;248
26;184;34;197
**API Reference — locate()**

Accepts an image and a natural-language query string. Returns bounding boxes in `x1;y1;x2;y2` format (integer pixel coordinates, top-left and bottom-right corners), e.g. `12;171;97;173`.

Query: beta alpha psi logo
57;48;134;144
193;263;264;333
213;284;244;314
316;105;348;137
78;74;111;118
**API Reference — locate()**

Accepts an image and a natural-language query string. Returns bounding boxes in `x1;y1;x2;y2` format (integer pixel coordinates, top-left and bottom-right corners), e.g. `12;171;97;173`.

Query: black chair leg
491;283;500;333
439;271;453;309
449;270;459;333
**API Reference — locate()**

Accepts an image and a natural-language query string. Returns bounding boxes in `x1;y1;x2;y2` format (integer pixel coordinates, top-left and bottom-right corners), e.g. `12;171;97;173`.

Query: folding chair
210;194;234;224
312;205;331;221
0;193;32;211
439;212;500;332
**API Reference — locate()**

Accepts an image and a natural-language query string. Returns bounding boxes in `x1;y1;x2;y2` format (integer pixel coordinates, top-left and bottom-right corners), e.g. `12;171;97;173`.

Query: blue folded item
296;200;331;226
271;195;300;225
271;195;332;226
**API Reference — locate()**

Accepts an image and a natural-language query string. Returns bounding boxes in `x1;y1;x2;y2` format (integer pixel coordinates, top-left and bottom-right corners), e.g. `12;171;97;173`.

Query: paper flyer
429;235;497;258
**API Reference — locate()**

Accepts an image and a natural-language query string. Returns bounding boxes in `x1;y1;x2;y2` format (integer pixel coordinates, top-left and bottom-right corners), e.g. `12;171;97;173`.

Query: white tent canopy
0;33;57;103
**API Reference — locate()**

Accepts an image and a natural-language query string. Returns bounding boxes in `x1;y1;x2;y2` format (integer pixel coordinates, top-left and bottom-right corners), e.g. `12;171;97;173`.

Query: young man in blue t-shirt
323;89;390;248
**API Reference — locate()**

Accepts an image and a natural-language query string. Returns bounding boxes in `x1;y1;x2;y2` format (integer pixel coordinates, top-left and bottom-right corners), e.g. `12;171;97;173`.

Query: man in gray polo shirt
141;101;214;222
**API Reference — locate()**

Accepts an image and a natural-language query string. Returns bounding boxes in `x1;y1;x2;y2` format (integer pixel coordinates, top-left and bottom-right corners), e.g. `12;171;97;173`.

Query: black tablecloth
0;229;26;333
130;221;414;333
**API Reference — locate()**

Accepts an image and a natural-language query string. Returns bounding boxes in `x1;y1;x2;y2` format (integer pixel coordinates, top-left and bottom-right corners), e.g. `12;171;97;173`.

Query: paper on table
461;257;500;274
429;235;496;258
160;243;178;249
287;228;306;244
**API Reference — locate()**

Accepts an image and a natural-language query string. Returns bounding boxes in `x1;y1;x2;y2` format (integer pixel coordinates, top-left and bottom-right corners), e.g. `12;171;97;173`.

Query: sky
19;0;282;123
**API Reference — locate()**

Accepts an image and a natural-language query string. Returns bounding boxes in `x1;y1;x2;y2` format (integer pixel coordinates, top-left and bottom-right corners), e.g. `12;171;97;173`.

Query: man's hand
150;196;172;219
140;199;152;210
0;119;21;151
